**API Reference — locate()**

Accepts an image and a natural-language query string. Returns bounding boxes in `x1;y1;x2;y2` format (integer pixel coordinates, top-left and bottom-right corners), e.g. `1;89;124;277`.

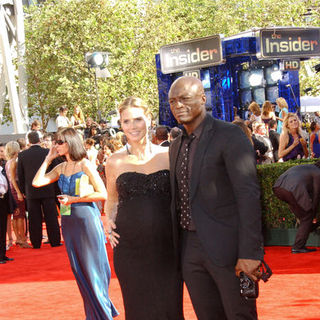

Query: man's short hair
28;131;40;144
59;106;68;113
170;127;182;140
155;126;169;141
269;120;277;129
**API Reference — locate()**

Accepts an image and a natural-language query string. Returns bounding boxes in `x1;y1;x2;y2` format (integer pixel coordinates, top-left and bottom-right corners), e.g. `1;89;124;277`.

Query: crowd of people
0;80;318;319
234;97;320;164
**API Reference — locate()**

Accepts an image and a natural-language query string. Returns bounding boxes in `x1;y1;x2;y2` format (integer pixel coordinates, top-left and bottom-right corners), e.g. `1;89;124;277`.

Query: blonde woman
105;97;183;320
70;105;85;134
278;113;308;161
5;141;30;248
276;97;289;134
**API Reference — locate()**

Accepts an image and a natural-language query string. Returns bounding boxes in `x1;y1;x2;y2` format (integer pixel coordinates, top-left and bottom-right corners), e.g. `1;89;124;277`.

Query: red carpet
0;244;320;319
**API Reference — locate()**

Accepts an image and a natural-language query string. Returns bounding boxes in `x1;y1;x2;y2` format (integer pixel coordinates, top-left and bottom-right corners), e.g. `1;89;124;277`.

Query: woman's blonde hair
276;97;288;110
262;100;273;116
5;141;20;160
282;112;303;136
118;97;151;118
248;102;261;116
73;106;85;123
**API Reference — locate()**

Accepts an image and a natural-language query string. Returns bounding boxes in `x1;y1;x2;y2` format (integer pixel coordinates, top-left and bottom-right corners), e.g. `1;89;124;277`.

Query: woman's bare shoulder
106;151;127;169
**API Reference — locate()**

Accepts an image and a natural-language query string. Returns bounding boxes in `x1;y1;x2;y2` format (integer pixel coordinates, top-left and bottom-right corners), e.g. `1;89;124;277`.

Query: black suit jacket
169;115;264;267
273;164;320;215
17;145;57;200
269;130;280;162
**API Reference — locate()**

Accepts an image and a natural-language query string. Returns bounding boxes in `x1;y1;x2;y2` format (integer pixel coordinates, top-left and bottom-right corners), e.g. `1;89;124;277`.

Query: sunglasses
55;140;66;145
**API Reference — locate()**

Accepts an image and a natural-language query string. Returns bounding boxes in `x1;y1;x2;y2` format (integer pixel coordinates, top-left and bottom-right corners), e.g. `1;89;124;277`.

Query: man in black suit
168;76;264;319
268;120;280;162
154;125;170;146
18;131;61;249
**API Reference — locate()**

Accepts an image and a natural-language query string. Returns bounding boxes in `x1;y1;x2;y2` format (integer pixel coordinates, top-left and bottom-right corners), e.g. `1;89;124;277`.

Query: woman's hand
57;195;78;205
46;146;60;163
105;218;120;248
292;136;300;147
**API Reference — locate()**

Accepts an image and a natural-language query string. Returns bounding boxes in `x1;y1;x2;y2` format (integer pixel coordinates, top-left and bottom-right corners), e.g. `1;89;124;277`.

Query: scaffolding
0;0;28;133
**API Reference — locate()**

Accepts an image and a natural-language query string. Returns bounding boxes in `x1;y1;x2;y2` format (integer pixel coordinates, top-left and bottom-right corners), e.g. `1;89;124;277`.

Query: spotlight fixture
249;72;263;87
270;70;282;82
85;52;109;69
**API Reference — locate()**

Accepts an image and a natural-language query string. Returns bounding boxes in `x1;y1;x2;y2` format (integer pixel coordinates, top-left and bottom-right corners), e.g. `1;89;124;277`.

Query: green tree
21;0;318;129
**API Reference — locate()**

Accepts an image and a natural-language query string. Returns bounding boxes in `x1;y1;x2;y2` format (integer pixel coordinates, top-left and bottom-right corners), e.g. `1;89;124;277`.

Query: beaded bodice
116;170;170;206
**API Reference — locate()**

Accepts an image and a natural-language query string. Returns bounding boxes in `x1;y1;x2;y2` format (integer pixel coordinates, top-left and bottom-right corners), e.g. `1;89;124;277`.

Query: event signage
258;28;320;59
279;60;300;71
160;35;223;74
183;70;201;79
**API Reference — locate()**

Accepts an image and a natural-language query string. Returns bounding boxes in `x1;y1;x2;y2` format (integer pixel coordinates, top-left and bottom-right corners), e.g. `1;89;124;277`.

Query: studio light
270;70;282;82
85;52;109;69
249;72;263;87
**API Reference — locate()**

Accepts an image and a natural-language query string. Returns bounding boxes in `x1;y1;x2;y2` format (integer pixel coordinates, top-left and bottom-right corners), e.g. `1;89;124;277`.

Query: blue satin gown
58;171;118;320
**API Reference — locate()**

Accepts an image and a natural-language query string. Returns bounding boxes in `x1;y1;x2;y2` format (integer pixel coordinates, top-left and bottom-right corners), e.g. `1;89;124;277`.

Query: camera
239;272;259;299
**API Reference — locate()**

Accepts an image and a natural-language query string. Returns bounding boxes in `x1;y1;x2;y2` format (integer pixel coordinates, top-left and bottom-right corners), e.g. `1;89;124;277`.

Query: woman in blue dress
310;121;320;158
276;97;288;134
32;127;118;320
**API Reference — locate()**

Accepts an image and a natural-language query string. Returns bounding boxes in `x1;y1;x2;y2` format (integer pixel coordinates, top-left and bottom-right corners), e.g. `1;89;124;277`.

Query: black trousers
26;197;61;248
0;197;8;260
273;187;314;249
181;231;257;320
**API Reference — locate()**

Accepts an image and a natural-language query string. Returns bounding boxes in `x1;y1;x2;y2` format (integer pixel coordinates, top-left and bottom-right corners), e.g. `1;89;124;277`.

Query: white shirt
0;166;8;195
56;115;71;129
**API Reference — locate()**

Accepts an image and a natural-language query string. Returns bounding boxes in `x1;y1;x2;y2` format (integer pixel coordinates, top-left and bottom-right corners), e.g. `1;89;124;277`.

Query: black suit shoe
4;256;14;261
291;247;317;254
51;243;63;247
0;260;6;264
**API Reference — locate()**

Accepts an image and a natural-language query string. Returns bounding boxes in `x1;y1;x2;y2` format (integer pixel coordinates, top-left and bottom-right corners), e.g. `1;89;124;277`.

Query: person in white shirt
84;138;98;168
56;106;71;129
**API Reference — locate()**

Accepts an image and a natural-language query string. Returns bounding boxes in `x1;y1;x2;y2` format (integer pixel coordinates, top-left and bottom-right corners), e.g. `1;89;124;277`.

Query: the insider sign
160;35;223;74
258;28;320;59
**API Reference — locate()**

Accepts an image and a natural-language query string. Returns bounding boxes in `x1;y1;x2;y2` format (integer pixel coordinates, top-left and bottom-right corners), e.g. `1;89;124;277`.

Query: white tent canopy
300;96;320;113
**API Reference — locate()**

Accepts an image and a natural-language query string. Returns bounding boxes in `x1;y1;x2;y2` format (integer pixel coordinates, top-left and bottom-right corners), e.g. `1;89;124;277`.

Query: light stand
286;84;300;115
85;52;110;121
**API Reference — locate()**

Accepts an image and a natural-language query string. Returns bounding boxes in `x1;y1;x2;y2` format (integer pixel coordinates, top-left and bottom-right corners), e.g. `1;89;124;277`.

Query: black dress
114;170;184;320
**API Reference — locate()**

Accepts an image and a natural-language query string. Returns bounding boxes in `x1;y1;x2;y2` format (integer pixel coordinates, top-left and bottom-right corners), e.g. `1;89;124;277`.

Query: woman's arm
32;147;61;187
310;133;316;157
104;156;121;248
300;137;309;158
278;133;299;159
9;159;24;201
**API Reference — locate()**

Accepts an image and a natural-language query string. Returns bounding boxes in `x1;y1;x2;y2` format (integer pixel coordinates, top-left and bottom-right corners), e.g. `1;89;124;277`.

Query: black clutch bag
239;260;272;299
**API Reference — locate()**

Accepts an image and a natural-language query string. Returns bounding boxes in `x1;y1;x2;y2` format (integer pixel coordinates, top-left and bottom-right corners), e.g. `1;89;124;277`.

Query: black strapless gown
114;170;184;320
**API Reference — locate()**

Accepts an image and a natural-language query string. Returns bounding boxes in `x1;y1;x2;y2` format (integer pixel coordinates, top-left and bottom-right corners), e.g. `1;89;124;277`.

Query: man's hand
235;259;261;281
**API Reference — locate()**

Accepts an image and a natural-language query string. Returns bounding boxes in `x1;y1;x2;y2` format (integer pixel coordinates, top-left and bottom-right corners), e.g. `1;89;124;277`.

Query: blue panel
155;54;177;127
266;86;279;103
224;37;257;56
210;63;234;121
253;88;266;105
240;71;250;89
241;90;252;105
278;70;300;114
